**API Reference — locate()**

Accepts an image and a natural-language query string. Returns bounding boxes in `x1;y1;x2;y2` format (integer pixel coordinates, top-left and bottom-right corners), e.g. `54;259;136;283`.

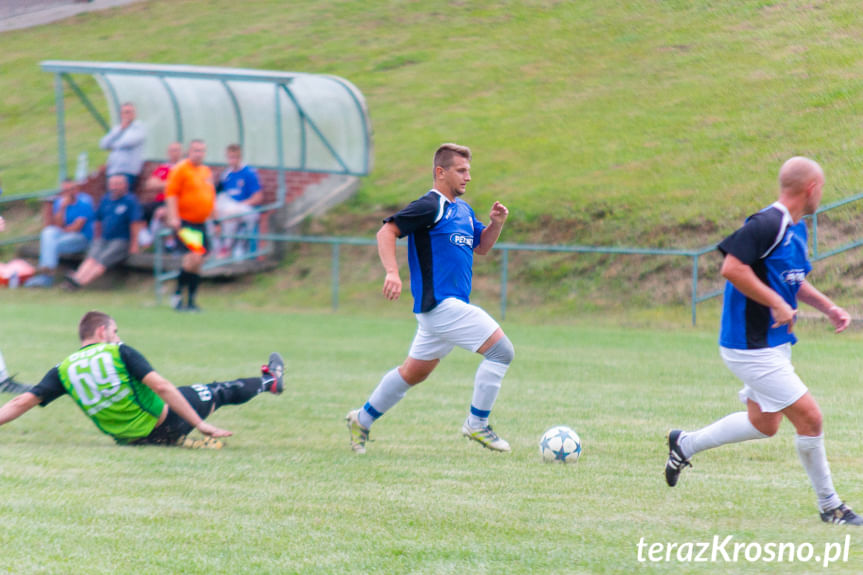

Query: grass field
5;2;863;572
3;300;863;574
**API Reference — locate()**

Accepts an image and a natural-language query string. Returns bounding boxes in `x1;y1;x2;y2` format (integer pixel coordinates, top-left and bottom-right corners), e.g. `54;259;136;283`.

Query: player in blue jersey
664;157;862;525
345;143;514;454
213;144;263;257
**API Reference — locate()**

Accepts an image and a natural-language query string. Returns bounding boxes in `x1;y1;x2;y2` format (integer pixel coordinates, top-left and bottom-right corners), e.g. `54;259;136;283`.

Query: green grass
3;301;863;573
3;4;863;572
4;0;863;245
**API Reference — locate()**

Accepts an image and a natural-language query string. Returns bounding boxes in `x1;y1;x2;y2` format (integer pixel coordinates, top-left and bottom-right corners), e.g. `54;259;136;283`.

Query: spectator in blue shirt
25;179;95;288
213;144;262;257
64;175;143;290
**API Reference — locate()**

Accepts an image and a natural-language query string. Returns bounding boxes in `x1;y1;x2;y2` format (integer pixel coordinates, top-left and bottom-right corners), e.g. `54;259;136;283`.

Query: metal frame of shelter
40;59;373;196
39;60;374;296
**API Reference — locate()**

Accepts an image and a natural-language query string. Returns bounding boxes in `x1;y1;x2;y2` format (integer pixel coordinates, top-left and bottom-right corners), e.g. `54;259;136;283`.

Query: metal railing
810;191;863;261
4;187;862;325
158;232;721;324
152;208;276;302
0;188;58;248
165;187;863;325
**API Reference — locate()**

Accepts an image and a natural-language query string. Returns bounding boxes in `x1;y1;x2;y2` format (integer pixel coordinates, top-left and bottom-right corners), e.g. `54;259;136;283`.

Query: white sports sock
359;368;411;429
678;411;767;459
0;349;7;382
795;434;842;512
467;359;508;428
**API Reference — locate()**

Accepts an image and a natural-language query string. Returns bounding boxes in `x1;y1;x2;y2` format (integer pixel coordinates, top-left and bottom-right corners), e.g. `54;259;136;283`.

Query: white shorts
720;343;808;413
216;194;255;218
408;298;500;361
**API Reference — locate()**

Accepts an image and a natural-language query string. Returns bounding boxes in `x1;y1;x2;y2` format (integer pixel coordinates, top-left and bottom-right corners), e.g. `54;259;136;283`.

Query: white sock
0;349;7;381
359;368;411;429
678;411;768;459
795;434;842;512
467;359;507;428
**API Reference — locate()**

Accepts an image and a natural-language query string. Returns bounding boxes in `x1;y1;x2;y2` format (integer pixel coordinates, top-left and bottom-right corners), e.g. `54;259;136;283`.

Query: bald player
664;157;862;525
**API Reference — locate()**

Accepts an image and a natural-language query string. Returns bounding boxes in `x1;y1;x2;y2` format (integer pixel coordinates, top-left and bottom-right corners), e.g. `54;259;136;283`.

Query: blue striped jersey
718;202;811;349
385;189;486;313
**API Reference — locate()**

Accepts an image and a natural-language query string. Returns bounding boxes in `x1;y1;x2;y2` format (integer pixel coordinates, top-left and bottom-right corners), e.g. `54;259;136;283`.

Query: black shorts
141;200;164;224
134;385;216;445
175;221;209;255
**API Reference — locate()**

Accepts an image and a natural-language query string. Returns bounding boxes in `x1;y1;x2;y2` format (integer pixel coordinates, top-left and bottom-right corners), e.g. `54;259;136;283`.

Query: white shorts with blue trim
408;298;500;361
720;343;808;413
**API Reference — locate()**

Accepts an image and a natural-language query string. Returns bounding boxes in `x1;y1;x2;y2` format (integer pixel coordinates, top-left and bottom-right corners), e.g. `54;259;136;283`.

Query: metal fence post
332;242;340;310
54;74;67;181
811;212;819;259
154;233;163;304
500;247;509;320
691;254;698;326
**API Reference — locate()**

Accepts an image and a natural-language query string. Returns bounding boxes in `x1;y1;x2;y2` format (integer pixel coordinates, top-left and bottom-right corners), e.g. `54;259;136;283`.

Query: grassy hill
3;0;863;315
5;1;863;240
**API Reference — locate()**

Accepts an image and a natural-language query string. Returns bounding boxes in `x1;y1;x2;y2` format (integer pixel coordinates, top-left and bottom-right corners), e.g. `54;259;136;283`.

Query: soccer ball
539;426;582;464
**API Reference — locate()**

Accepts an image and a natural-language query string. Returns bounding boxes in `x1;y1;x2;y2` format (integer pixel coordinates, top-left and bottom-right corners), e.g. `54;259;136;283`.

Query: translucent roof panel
41;61;373;175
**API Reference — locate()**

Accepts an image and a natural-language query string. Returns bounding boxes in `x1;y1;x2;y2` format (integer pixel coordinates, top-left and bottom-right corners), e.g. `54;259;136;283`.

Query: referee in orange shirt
165;139;215;312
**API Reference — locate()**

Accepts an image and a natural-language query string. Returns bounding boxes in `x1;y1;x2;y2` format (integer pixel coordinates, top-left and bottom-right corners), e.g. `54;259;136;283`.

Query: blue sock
359;368;410;429
467;359;507;428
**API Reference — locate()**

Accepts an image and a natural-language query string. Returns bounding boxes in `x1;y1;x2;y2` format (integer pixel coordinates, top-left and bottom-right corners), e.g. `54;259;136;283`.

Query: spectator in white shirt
99;102;146;193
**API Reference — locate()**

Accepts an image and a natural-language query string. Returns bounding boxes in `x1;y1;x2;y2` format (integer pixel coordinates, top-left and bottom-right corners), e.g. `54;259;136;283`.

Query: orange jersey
165;159;215;224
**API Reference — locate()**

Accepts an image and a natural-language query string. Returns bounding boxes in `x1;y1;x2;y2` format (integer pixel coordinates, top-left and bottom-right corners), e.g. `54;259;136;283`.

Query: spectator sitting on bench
64;175;143;290
25;179;95;288
213;143;262;258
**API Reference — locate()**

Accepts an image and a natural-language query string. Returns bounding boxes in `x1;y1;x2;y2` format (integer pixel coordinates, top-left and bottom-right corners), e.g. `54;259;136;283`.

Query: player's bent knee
400;359;438;385
797;411;823;436
749;413;781;437
483;335;514;365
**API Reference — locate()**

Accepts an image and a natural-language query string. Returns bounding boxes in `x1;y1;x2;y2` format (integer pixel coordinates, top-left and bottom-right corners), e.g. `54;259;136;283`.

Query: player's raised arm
476;201;508;255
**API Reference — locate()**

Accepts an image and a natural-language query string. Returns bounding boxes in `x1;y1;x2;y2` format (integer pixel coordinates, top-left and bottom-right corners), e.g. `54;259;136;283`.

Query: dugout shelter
41;60;374;193
36;61;373;280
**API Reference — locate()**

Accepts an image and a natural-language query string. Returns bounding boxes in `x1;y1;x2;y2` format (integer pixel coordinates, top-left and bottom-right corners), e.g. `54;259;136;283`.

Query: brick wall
80;163;330;216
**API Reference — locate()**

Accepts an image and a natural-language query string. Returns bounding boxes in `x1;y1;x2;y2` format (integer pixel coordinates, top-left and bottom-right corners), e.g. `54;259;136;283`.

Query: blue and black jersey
718;202;811;350
385;189;486;313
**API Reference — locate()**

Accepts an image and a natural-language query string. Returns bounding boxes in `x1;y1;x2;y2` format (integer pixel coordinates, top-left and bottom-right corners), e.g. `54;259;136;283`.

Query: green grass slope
3;0;863;247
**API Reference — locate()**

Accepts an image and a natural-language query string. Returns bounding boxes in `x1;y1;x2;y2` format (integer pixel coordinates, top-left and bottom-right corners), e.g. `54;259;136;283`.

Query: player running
346;143;514;454
0;310;284;447
665;157;862;525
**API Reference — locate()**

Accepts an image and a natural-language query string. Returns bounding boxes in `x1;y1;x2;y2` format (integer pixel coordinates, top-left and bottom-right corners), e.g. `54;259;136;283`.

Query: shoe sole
178;436;224;449
266;352;285;394
462;429;511;452
665;429;686;487
345;411;367;454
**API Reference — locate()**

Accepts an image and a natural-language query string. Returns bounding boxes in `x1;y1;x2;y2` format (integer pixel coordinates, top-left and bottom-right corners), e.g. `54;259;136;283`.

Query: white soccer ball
539;425;582;464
